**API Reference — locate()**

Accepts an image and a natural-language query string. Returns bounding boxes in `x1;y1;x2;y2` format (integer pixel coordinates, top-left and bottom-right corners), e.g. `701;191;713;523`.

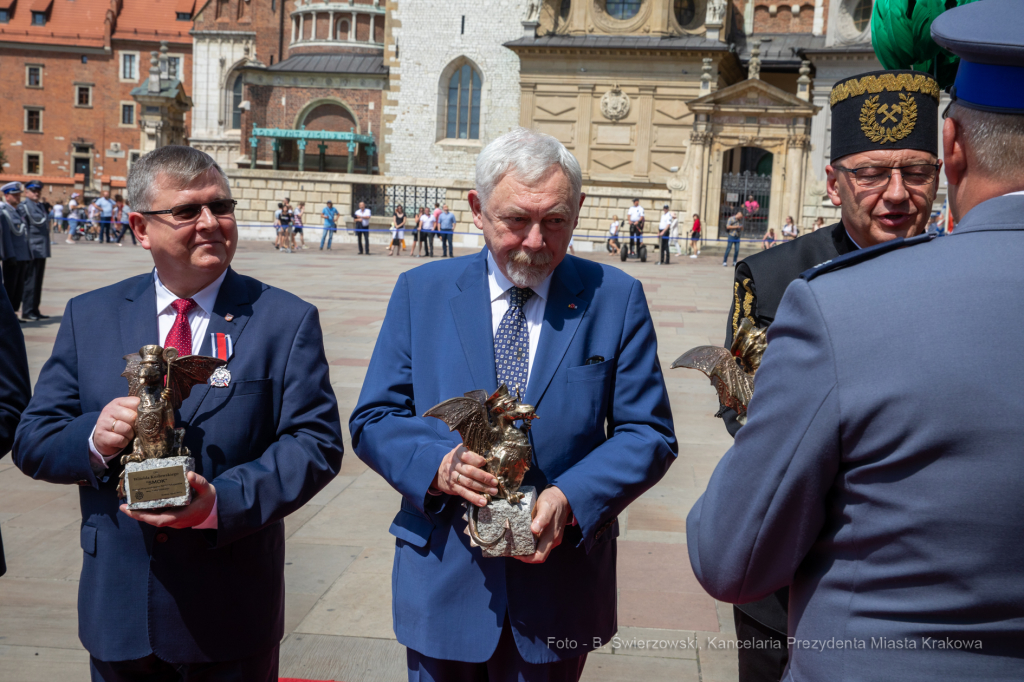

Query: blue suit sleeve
212;306;344;546
686;278;840;603
13;298;104;486
349;273;453;515
552;279;678;552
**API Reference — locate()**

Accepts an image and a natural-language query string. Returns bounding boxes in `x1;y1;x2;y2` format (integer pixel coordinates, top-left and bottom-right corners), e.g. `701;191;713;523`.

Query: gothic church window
231;75;244;130
674;0;695;26
605;0;641;20
446;64;481;140
559;0;571;21
852;0;872;31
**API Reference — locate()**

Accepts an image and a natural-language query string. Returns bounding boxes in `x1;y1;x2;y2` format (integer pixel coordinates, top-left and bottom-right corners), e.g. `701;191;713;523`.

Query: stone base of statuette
469;485;537;558
124;456;194;510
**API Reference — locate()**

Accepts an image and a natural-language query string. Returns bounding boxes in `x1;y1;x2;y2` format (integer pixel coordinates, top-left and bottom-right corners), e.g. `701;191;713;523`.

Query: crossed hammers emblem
877;104;902;125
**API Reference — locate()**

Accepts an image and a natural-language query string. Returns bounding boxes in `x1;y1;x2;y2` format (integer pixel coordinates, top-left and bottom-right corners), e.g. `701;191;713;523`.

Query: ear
468;190;485;231
574;192;587;228
128;212;152;250
943;117;967;187
825;164;843;207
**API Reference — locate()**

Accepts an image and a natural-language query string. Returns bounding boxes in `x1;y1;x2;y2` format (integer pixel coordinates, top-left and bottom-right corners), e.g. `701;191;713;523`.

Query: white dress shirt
487;251;552;392
87;268;228;527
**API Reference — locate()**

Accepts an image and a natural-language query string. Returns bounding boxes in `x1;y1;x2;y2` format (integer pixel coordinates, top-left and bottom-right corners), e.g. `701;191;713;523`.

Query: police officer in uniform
719;70;942;681
0;182;31;319
19;180;51;321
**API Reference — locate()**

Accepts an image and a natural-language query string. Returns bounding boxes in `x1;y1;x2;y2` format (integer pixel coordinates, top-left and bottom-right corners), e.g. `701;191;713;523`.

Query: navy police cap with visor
932;0;1024;115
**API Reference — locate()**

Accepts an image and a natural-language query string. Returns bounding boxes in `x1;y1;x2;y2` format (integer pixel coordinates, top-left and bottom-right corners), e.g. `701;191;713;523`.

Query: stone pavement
0;238;748;682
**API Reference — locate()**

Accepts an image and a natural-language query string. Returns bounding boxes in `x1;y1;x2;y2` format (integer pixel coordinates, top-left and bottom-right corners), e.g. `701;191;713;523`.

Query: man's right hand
94;396;140;458
432;444;498;507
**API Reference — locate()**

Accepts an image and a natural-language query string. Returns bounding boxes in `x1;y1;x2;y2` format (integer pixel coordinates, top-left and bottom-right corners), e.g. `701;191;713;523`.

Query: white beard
505;250;552;288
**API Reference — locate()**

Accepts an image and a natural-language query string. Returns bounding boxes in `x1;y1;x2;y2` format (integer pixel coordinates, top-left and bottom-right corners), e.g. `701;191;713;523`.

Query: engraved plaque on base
124;456;194;510
469;485;538;558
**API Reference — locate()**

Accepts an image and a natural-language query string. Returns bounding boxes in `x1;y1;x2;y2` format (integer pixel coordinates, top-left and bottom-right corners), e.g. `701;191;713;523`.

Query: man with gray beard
351;128;677;680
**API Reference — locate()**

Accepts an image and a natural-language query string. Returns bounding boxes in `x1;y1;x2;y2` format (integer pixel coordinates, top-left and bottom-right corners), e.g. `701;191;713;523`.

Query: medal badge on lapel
208;333;233;388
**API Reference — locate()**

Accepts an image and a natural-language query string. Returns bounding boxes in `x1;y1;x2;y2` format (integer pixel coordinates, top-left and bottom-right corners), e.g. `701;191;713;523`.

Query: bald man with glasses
13;145;343;682
715;70;941;682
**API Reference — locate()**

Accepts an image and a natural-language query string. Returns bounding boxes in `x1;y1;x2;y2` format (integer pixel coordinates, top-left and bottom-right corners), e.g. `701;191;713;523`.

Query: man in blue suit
687;2;1024;678
0;284;31;577
350;128;677;680
13;146;344;681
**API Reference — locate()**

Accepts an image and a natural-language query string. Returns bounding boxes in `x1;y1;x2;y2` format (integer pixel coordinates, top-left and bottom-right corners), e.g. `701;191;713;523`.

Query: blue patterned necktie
494;287;534;398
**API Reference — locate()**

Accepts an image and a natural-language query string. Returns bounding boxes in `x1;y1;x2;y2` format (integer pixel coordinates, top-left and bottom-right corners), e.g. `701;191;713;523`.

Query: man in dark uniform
19;180;51;321
720;69;942;681
0;182;31;319
0;285;31;577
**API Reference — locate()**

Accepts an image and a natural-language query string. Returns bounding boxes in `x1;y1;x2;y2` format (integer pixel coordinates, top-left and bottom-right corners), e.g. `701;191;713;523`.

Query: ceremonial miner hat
1;181;23;194
829;69;939;163
932;0;1024;115
24;181;42;191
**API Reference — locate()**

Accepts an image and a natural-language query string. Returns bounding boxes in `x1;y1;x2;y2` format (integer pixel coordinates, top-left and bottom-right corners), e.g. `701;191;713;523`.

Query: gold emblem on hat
860;93;917;144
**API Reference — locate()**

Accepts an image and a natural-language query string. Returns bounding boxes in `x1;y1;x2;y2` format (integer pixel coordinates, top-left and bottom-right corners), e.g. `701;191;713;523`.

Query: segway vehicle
619;222;648;263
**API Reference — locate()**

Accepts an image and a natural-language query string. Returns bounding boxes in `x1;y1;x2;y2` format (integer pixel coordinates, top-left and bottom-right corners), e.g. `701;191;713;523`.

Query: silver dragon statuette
425;385;538;549
116;345;225;498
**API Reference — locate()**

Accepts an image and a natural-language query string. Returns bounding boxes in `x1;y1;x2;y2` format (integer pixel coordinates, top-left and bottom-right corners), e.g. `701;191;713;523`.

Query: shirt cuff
88;425;121;470
193;496;218;529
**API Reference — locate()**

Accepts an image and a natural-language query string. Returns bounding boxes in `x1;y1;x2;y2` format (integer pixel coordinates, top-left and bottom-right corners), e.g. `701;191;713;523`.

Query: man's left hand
514;486;571;565
119;471;216;529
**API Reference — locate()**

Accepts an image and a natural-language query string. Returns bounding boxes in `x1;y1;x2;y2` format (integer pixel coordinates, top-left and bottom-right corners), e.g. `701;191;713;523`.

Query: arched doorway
279;101;363;172
719;146;772;239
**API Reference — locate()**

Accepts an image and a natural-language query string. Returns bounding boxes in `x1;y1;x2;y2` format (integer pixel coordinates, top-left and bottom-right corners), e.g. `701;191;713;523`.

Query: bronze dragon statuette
671;319;768;425
425;385;538;551
116;345;225;500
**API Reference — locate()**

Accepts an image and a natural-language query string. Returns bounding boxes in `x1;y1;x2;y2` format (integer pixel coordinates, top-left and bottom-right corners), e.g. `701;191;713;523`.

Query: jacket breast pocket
566;359;615;383
207;378;273;402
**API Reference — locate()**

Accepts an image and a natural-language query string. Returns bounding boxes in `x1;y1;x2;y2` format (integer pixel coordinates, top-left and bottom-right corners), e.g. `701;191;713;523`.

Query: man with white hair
351;128;677;679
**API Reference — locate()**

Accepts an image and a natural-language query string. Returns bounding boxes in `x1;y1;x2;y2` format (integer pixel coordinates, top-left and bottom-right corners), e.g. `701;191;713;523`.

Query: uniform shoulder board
800;231;937;281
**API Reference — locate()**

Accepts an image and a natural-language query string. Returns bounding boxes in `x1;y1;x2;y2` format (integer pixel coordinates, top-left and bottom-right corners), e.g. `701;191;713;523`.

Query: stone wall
190;30;255;169
382;0;526;182
226;168;670;250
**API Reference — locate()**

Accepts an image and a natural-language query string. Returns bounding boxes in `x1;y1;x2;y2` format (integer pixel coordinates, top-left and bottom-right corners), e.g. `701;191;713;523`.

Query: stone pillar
351;12;357;40
520;83;536;128
299;15;305;42
786;135;809;227
575;85;594;175
689;131;709;223
369;14;375;42
291;17;296;44
312;12;318;40
329;11;335;39
633;86;656;178
297;139;308;172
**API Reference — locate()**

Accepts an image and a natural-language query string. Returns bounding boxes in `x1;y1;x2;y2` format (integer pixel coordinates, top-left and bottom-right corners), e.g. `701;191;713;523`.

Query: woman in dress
690;214;701;258
389;205;406;257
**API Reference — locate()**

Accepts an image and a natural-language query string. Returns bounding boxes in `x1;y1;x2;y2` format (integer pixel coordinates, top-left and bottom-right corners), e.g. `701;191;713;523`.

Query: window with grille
26;109;42;132
122;104;135;126
605;0;641;20
76;86;92;107
446;64;481;140
853;0;872;32
26;65;42;87
122;53;136;80
26;154;41;175
231;75;243;129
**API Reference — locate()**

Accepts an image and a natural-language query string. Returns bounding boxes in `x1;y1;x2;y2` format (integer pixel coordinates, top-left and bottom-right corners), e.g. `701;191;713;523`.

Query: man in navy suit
0;285;31;577
350;128;677;680
13;145;344;681
687;2;1024;679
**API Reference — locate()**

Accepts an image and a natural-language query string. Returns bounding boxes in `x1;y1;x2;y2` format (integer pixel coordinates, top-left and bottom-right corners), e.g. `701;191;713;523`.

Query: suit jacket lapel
179;268;253;423
449;250;498;393
120;273;159;359
525;258;588;408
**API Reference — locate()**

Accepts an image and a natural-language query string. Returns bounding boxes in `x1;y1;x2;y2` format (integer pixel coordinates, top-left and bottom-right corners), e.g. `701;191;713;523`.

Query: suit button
156;533;168;543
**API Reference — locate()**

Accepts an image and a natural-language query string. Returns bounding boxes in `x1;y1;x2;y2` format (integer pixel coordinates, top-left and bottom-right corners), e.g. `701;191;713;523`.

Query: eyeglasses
139;199;237;222
833;164;941;189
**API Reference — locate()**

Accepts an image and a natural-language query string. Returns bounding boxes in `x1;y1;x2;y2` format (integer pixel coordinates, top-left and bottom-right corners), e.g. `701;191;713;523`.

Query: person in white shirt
626;199;645;256
782;216;798;241
656;204;673;265
607;215;621;255
419;207;436;257
355;201;372;255
670;211;681;256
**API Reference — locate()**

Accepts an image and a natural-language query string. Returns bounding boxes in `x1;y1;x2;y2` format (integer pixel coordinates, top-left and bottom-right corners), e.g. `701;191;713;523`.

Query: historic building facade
0;0;192;200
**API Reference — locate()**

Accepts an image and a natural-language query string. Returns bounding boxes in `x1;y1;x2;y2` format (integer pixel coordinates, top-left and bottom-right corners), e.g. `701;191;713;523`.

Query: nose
521;221;545;250
882;169;910;204
196;204;220;231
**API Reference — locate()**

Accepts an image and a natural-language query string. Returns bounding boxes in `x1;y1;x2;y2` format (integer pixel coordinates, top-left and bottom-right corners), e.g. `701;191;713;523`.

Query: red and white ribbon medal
208;333;233;388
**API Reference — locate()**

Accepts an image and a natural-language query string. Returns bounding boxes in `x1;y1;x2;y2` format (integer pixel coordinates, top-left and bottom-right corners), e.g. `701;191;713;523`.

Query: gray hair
127;145;229;212
475;128;582;212
947;102;1024;180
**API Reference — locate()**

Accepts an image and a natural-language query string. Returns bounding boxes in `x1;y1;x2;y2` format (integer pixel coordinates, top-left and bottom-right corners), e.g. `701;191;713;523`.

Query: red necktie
164;298;197;356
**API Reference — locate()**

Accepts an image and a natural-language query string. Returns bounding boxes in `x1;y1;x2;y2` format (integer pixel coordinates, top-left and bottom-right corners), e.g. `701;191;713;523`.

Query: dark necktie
164;298;197;356
494;287;534;398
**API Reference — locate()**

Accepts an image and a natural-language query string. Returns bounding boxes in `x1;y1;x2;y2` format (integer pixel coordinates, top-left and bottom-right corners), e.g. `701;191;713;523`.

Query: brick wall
753;3;817;33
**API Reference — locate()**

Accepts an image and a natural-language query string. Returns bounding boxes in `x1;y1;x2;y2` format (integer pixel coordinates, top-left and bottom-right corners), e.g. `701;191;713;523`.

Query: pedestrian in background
422;206;436;257
18;181;51;321
437;203;456;257
670;211;681;256
762;228;776;250
812;216;825;232
293;201;306;250
114;195;136;246
657;204;672;265
52;202;64;235
320;200;339;250
95;190;115;243
87;200;100;241
782;216;798;241
0;183;31;316
627;198;645;256
723;211;743;267
690;213;701;258
274;202;285;251
389;204;405;257
607;215;620;255
355;201;372;255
